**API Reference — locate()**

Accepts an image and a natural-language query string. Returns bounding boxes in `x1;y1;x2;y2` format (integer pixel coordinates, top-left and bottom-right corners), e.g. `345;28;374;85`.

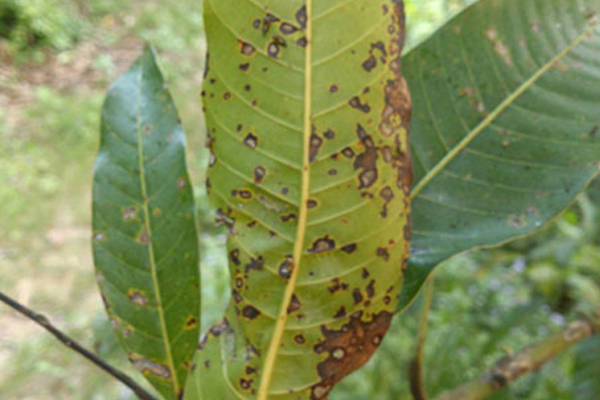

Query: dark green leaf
573;335;600;400
399;0;600;311
92;47;200;400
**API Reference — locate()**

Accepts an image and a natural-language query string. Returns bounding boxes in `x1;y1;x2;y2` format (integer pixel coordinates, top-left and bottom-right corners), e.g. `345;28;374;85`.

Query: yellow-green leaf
93;47;201;400
186;1;412;399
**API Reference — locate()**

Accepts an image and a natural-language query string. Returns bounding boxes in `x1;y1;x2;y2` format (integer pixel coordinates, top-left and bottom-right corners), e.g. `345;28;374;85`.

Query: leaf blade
188;1;412;399
400;0;600;311
93;47;201;400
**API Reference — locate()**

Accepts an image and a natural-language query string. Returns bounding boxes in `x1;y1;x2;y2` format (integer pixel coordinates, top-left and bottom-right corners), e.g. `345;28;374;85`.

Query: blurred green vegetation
0;1;598;399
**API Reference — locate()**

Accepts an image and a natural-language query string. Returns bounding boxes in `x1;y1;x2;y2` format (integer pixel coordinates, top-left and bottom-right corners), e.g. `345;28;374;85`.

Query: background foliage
0;1;597;399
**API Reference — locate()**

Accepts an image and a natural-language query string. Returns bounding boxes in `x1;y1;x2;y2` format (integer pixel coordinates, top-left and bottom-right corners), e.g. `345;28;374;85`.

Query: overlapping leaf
400;0;600;310
92;47;200;400
186;1;412;399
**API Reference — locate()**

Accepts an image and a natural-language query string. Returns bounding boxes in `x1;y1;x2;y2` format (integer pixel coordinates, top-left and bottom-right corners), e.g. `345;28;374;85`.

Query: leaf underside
400;0;600;311
186;1;412;399
93;48;201;400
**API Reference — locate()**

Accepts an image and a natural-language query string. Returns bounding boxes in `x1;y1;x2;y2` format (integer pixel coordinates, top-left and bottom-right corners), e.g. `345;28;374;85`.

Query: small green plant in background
0;0;82;56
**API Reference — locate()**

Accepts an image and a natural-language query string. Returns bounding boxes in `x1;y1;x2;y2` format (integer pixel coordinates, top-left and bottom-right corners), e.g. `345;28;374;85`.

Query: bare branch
433;309;600;400
409;277;435;400
0;291;160;400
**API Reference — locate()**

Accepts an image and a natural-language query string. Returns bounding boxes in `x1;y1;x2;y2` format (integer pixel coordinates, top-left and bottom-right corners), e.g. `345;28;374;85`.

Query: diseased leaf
186;1;412;399
399;0;600;311
92;47;201;400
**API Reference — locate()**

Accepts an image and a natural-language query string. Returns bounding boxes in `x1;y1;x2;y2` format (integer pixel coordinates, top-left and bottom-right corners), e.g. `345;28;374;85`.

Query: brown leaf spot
334;306;347;318
240;378;254;391
244;133;258;149
376;247;390;261
287;294;302;314
281;213;297;222
296;5;307;29
296;37;308;47
362;55;377;72
254;166;266;183
128;353;172;379
294;334;306;344
308;235;336;254
366;280;376;298
267;42;280;59
352;289;363;304
341;243;357;254
349;96;371;113
229;249;241;266
184;316;198;330
354;124;379;189
380;186;394;203
310;133;323;162
240;41;256;56
342;147;355;159
122;207;137;221
280;22;299;35
242;305;261;320
278;257;294;279
128;289;148;307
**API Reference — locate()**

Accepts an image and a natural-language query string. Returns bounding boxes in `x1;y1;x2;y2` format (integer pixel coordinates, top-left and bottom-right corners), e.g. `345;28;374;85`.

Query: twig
0;291;160;400
409;276;435;400
433;309;600;400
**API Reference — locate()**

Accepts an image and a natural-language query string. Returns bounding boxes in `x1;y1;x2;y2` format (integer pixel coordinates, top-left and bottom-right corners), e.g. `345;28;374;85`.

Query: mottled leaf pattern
399;0;600;311
93;47;201;400
186;1;411;399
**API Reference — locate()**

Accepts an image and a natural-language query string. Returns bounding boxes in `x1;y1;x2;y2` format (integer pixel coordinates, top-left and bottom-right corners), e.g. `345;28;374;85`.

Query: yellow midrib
256;2;313;400
411;19;600;200
135;63;180;396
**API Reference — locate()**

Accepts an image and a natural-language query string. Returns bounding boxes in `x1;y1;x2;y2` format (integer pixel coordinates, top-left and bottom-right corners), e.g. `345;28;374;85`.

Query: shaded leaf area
92;47;200;400
573;335;600;400
400;0;600;311
186;1;411;399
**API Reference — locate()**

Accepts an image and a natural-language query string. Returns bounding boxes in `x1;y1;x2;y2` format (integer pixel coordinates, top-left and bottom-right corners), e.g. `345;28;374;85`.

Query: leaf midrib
410;18;600;200
256;1;313;399
135;59;180;396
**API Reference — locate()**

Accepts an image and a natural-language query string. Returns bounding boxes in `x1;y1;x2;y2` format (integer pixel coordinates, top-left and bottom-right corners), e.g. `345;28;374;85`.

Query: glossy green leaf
399;0;600;311
186;1;412;399
92;47;200;400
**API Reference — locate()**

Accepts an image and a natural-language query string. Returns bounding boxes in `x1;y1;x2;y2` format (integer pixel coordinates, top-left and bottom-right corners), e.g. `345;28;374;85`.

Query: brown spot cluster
128;353;172;379
353;124;379;189
362;41;387;72
310;311;393;400
349;96;371;113
248;7;307;61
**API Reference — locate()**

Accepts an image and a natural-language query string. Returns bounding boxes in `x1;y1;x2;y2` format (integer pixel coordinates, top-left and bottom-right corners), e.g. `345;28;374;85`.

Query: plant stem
409;276;435;400
0;291;159;400
433;309;600;400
